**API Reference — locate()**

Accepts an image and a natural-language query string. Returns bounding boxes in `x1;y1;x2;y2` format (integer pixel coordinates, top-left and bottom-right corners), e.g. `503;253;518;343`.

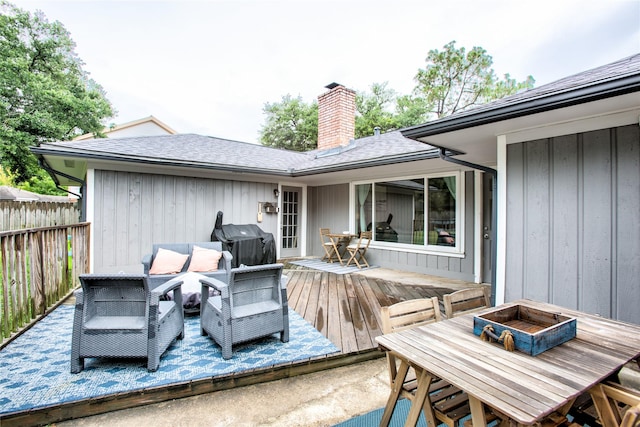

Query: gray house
33;54;640;324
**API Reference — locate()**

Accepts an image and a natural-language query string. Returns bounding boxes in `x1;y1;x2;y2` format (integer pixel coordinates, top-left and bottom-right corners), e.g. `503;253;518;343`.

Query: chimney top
317;83;356;151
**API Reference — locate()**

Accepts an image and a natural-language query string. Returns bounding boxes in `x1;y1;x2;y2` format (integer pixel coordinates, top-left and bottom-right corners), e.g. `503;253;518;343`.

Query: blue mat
332;399;485;427
333;399;429;427
0;305;339;415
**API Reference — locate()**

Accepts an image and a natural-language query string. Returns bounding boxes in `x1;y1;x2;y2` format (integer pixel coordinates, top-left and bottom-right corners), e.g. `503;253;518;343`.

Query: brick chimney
317;83;356;150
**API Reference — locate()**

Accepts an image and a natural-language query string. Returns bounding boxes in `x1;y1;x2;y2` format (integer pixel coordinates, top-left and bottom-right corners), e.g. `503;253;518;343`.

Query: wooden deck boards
285;268;456;354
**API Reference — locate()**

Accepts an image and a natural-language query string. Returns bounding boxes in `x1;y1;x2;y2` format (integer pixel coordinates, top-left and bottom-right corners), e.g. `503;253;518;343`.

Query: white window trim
350;171;465;257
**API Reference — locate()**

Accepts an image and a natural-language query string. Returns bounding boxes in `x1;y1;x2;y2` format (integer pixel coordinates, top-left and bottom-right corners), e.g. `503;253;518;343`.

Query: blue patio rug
290;258;378;275
333;399;473;427
0;304;339;416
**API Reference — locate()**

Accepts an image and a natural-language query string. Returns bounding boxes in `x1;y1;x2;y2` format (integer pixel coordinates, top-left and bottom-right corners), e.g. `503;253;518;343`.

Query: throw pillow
149;248;189;275
187;245;222;272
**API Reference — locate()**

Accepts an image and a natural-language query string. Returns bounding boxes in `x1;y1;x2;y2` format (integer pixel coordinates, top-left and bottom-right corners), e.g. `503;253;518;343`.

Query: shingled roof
33;130;440;177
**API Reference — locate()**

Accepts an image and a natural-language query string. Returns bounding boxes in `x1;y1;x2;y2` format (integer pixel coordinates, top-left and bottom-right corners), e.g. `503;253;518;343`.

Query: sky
14;0;640;144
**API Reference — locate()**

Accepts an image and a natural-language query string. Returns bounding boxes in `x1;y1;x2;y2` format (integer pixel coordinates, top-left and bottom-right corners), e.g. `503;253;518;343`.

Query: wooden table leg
590;384;622;427
380;359;410;427
405;367;434;427
329;237;343;265
469;396;488;427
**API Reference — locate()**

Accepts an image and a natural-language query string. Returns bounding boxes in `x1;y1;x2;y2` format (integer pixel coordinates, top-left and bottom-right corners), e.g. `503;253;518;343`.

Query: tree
260;95;318;151
355;82;399;138
0;1;113;185
414;41;534;118
260;41;535;150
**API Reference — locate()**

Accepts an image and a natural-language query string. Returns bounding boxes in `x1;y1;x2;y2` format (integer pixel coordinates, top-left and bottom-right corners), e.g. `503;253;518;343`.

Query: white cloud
15;0;640;143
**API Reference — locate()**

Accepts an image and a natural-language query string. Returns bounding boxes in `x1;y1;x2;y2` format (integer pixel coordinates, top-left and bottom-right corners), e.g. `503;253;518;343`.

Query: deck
2;266;462;426
286;267;457;354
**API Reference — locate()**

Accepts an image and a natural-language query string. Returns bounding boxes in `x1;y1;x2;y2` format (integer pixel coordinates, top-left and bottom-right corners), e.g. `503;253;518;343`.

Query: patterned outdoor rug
0;304;339;416
332;399;473;427
290;258;378;275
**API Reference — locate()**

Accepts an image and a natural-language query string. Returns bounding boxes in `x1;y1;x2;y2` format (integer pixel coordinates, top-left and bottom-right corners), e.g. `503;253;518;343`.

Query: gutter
402;74;640;139
32;146;451;178
438;148;498;305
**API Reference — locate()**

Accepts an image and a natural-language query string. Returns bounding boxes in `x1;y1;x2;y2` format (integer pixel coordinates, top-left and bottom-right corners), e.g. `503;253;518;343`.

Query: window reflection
354;176;457;248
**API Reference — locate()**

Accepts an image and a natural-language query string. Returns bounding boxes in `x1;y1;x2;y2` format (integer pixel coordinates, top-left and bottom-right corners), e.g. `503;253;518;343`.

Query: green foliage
0;1;113;184
17;169;66;195
355;82;399;138
414;41;535;118
260;40;535;150
260;95;318;151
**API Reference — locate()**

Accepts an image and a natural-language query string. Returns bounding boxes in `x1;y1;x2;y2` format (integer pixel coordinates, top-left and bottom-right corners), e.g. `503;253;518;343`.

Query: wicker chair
70;274;185;373
199;263;289;359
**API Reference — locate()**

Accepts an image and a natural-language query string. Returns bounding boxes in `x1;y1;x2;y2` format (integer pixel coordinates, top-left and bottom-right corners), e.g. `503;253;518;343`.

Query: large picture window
354;174;460;250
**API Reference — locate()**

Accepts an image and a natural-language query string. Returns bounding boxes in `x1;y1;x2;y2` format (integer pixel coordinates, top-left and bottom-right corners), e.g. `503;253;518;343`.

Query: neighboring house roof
0;186;72;202
73;115;177;141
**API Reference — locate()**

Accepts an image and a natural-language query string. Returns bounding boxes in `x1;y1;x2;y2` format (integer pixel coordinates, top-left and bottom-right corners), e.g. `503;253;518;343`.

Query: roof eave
31;148;294;177
401;74;640;139
290;149;442;176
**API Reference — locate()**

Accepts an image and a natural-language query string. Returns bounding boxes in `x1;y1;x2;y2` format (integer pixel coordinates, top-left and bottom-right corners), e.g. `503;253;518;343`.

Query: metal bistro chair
443;287;491;319
71;274;184;373
345;230;371;268
199;263;289;359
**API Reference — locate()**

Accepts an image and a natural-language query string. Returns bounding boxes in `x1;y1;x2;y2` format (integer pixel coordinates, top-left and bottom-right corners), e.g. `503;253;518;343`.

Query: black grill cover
211;211;276;268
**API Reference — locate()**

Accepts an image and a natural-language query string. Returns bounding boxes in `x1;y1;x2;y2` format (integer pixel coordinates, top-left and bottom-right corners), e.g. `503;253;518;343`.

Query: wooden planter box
473;304;577;356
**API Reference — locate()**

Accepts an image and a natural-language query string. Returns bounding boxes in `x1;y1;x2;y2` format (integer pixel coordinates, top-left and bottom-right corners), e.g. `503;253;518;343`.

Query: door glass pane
282;190;298;249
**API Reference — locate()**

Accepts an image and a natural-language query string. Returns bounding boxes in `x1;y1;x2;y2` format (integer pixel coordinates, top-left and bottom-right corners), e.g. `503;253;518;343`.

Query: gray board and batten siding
92;170;279;273
505;124;640;325
307;171;477;283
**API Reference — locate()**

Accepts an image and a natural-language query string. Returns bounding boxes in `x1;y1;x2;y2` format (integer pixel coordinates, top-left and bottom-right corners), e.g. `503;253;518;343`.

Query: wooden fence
0;200;81;231
0;223;90;343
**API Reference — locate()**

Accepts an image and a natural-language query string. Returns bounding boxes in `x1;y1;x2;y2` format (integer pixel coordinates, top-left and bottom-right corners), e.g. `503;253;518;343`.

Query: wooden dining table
325;232;357;265
376;299;640;427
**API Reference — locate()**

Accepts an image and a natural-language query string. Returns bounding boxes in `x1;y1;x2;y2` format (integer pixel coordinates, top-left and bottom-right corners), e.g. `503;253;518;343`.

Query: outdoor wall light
273;189;280;198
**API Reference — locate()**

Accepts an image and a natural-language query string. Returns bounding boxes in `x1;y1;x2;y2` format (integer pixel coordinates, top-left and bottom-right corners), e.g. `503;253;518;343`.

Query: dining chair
443;286;491;318
589;381;640;427
345;230;371;268
71;274;185;373
380;297;499;427
319;228;337;262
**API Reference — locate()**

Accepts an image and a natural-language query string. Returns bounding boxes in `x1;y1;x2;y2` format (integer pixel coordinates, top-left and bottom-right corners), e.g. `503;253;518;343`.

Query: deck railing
0;222;90;342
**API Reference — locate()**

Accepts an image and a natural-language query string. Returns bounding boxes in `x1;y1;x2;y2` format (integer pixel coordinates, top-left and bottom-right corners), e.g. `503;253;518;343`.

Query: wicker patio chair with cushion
71;274;184;373
199;263;289;359
141;242;232;289
443;286;491;319
345;230;372;268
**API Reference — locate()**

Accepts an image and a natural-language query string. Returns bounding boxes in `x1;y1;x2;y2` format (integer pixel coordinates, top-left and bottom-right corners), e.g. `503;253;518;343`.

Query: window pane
354;184;372;234
428;177;456;246
373;179;424;244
